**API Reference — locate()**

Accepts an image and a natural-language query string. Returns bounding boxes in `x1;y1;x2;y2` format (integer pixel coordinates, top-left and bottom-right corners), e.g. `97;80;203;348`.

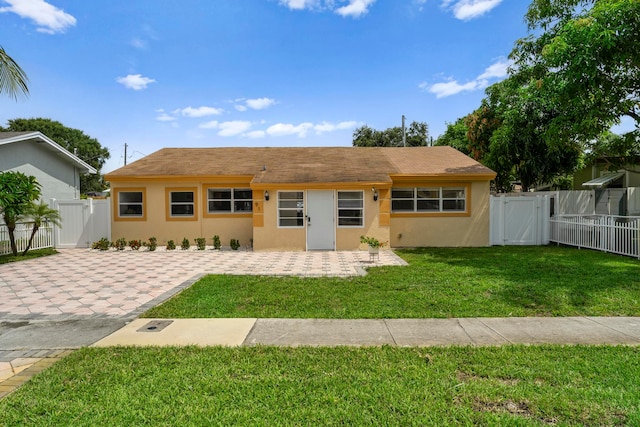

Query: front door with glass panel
306;190;335;250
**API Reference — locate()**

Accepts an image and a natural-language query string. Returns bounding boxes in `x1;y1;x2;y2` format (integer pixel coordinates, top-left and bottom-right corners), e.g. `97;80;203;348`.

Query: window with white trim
118;191;143;217
278;191;304;227
207;188;252;213
391;187;466;212
170;191;195;217
337;191;364;227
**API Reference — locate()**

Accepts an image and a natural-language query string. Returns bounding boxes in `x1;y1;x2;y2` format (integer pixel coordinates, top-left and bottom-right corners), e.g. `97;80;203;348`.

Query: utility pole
402;115;406;147
124;143;128;166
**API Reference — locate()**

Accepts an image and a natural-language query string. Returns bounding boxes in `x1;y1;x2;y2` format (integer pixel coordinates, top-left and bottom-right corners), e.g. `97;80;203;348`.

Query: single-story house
0;131;96;201
573;158;640;190
104;146;496;251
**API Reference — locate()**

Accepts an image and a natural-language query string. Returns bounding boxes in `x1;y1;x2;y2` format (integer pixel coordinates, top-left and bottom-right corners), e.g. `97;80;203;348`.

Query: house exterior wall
110;180;254;248
390;181;491;247
108;178;492;250
0;141;80;200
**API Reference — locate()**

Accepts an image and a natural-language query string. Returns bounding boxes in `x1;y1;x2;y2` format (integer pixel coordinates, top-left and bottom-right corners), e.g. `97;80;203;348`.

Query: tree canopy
511;0;640;143
0;46;28;100
1;118;110;193
353;121;429;147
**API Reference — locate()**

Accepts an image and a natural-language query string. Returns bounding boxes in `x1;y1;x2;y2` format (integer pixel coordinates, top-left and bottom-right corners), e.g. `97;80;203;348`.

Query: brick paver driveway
0;249;407;320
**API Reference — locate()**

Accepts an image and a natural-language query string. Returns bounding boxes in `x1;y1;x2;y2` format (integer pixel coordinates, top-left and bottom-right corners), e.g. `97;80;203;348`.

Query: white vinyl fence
0;222;54;255
549;215;640;258
490;195;550;245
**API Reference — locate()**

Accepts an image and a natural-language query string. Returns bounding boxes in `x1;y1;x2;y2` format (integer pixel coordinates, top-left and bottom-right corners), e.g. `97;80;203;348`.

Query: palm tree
22;201;61;256
0;46;29;100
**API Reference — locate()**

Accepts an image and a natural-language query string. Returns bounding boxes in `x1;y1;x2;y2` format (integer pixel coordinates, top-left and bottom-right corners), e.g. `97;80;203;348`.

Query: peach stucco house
104;146;496;251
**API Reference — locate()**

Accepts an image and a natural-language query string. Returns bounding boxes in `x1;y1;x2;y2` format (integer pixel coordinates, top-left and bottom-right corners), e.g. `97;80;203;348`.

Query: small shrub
181;237;190;250
195;237;206;251
91;237;110;251
213;235;221;250
148;237;158;252
129;239;142;250
112;237;127;251
230;238;240;250
166;240;176;250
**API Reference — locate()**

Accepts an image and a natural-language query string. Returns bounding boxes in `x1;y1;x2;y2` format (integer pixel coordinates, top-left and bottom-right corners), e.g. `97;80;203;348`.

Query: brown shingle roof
105;146;495;183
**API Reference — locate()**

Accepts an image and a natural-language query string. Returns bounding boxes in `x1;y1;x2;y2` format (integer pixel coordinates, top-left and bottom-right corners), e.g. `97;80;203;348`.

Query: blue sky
1;0;531;173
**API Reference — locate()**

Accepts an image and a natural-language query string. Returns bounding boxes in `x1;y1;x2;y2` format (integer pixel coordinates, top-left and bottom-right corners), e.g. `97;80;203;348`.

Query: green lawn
1;345;638;426
0;248;57;264
144;246;640;318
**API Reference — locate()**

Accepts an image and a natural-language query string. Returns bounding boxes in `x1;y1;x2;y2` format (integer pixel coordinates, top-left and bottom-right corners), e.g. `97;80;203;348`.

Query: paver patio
0;249;407;320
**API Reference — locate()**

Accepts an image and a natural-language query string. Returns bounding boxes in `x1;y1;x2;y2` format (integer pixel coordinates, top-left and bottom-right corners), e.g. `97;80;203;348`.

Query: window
118;191;143;217
170;191;195;217
392;187;466;212
338;191;363;227
207;188;252;213
278;191;304;227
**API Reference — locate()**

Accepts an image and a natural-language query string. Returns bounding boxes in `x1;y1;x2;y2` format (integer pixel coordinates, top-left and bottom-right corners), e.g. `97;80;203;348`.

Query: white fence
490;195;550;245
549;215;640;258
51;198;111;248
0;222;54;255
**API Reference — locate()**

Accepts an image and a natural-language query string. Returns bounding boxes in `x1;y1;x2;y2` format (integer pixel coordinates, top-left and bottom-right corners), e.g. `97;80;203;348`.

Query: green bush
129;239;142;250
194;237;206;251
181;237;190;251
91;238;110;251
230;239;240;250
112;237;127;251
166;240;176;250
147;237;158;252
213;235;221;250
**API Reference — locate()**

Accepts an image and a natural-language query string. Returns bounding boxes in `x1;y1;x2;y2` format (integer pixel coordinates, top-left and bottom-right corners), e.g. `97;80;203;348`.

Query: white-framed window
118;191;143;217
391;187;466;212
278;191;304;227
207;188;252;213
337;191;364;227
170;191;195;217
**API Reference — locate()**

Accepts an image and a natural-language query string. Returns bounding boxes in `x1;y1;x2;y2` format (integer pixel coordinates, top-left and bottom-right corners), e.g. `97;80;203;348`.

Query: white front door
306;190;335;250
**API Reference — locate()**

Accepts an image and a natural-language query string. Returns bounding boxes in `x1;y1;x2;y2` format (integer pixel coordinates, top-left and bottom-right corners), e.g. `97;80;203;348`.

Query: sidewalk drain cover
137;320;173;333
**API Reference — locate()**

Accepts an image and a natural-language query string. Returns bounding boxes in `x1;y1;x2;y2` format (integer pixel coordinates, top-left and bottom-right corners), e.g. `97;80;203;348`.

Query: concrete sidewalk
93;316;640;347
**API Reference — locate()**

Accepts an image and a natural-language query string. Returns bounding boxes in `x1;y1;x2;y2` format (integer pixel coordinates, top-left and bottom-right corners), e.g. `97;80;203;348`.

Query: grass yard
1;345;638;426
0;248;57;264
144;246;640;318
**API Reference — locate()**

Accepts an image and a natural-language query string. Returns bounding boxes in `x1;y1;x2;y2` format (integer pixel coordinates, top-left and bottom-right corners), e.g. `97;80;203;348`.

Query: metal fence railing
549;215;640;258
0;222;54;256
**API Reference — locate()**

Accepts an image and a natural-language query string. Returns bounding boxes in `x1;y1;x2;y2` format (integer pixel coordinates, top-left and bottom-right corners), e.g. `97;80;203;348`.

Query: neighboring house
0;131;96;201
573;158;640;190
105;146;496;251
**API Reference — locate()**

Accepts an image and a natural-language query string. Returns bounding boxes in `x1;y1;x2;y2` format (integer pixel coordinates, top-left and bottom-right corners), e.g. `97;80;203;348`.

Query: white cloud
245;130;266;139
116;74;156;90
0;0;76;34
180;106;224;117
335;0;376;18
277;0;375;18
424;57;509;98
199;120;219;129
130;38;147;49
443;0;503;20
156;112;176;122
245;97;276;110
218;120;252;136
235;105;248;112
477;58;511;80
314;121;359;134
266;122;314;138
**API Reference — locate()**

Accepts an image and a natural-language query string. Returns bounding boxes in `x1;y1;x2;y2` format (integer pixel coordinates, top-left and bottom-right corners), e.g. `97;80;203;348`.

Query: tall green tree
21;201;61;256
1;118;110;193
353;121;429;147
511;0;640;143
0;46;28;100
0;171;41;256
434;117;472;156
